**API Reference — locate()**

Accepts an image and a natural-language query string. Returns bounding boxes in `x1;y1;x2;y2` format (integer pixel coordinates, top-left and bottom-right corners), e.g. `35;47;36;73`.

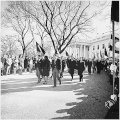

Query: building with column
65;33;119;59
48;33;119;59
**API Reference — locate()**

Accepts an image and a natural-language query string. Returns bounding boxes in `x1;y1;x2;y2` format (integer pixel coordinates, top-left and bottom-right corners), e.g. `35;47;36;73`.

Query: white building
48;33;119;59
65;33;119;59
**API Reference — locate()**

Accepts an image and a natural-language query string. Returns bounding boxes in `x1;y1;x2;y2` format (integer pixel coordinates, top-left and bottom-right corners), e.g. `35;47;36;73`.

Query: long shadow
1;72;90;94
52;71;113;119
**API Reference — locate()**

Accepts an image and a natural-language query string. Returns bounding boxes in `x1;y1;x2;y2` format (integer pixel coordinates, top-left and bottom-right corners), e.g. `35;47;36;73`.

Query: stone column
84;45;86;58
80;45;82;57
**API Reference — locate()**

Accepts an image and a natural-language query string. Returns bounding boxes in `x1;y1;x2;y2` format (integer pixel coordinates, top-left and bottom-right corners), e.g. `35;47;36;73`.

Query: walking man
69;56;76;81
35;55;43;83
77;57;85;82
52;54;61;87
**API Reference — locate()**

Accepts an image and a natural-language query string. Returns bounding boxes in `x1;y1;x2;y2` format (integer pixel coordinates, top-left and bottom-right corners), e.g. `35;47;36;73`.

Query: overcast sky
1;1;119;42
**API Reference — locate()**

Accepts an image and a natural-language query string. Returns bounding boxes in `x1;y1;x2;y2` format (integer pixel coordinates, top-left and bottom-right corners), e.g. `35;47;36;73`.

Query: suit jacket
77;61;85;75
51;59;61;70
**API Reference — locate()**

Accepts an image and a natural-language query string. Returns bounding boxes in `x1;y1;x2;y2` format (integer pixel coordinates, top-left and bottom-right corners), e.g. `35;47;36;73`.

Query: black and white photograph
1;1;119;119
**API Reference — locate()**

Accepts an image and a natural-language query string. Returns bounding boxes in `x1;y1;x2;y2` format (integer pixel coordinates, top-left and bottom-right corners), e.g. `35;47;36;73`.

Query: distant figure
69;56;76;81
42;56;50;84
6;55;12;75
24;56;29;72
36;55;43;83
77;57;85;82
51;54;61;87
88;58;92;74
96;59;102;74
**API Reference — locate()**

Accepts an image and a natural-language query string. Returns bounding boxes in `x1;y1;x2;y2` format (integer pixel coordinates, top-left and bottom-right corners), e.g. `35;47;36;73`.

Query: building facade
65;34;119;59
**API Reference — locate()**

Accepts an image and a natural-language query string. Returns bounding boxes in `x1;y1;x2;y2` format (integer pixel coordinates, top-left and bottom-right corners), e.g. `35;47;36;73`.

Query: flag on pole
104;48;108;57
109;44;119;54
66;51;69;56
36;42;46;55
111;1;119;22
93;52;96;59
36;42;41;52
40;45;46;55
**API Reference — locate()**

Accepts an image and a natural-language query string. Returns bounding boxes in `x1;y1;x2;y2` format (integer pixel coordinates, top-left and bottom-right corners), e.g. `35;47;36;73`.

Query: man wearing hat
51;53;61;87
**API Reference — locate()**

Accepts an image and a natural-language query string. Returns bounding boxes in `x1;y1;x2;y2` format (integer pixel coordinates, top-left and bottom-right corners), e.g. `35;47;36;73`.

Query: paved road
1;70;113;119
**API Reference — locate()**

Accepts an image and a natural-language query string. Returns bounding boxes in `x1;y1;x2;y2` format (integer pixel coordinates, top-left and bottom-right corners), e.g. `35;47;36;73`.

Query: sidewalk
1;70;113;119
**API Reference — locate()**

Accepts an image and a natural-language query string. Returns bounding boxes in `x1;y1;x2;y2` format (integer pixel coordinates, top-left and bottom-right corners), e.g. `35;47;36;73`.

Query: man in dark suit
88;58;92;74
69;56;76;81
77;57;85;82
96;59;102;74
35;55;43;83
51;54;61;87
60;56;66;78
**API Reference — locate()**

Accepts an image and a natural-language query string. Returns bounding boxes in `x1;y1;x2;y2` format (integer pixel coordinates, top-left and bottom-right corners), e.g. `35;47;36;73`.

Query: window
97;45;99;49
88;47;89;51
102;44;104;49
93;46;95;50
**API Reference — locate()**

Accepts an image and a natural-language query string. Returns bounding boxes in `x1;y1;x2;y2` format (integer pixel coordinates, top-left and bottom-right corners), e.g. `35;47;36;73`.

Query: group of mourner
1;53;119;89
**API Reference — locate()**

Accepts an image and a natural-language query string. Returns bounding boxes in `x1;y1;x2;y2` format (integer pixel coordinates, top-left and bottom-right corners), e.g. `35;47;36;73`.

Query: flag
66;51;69;56
104;48;108;57
109;44;119;53
93;52;95;59
111;1;119;22
36;42;46;55
36;42;41;52
40;45;46;55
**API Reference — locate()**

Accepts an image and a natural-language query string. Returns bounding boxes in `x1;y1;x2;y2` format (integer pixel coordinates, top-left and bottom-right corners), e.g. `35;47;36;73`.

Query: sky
1;1;119;42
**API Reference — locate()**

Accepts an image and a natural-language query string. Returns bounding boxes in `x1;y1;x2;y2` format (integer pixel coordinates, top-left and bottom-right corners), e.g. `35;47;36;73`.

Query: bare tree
2;1;34;55
3;1;109;54
1;35;21;56
34;22;48;47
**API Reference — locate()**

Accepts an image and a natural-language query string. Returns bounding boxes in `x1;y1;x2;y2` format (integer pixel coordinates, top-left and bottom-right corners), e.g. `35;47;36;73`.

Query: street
1;70;113;119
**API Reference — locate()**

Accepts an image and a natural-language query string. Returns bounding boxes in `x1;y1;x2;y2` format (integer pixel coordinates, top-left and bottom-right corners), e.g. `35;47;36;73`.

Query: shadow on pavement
1;71;89;94
52;71;113;119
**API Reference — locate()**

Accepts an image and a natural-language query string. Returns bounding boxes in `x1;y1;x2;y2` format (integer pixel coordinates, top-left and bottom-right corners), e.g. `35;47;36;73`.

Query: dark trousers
79;74;83;81
70;73;74;80
53;68;61;87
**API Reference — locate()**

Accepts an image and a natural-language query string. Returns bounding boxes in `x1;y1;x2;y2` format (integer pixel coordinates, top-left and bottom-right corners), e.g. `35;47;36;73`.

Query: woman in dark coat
42;56;50;84
77;57;85;82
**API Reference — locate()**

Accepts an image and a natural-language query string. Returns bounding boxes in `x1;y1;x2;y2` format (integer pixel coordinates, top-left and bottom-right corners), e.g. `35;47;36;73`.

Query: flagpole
112;20;115;94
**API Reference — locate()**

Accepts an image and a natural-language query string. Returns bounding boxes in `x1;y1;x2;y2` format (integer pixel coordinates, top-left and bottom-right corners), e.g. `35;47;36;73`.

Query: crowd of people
1;53;119;118
1;54;36;76
1;53;119;89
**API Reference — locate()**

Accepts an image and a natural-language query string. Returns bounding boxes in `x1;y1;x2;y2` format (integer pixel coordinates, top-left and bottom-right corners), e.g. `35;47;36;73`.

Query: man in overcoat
69;56;76;81
77;57;85;82
52;54;61;87
35;55;43;83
